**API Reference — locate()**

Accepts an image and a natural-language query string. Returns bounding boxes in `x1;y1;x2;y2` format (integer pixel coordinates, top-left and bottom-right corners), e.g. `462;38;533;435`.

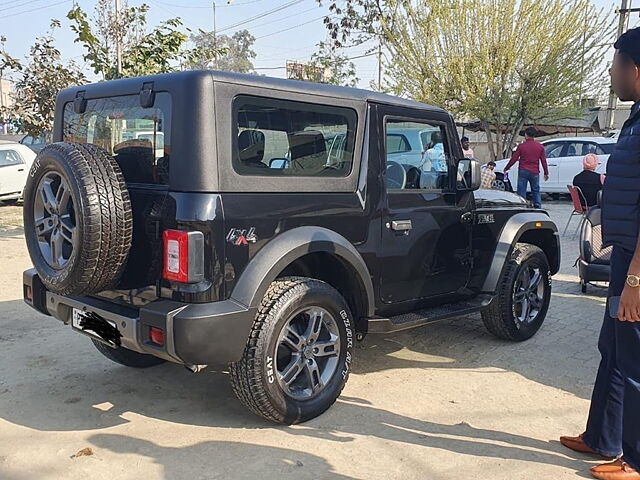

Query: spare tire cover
23;142;133;295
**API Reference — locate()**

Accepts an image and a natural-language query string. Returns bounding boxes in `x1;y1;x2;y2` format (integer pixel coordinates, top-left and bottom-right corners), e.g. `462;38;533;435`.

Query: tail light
162;229;204;283
149;327;165;346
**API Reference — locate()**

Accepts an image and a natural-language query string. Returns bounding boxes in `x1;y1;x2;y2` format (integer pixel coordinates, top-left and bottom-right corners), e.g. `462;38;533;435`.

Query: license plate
71;308;119;346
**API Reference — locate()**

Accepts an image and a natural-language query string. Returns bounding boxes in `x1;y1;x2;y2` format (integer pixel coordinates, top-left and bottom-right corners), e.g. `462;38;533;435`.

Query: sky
0;0;637;90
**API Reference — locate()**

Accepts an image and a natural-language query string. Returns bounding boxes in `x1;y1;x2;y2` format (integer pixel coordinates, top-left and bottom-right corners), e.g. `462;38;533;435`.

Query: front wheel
481;243;551;341
229;277;354;424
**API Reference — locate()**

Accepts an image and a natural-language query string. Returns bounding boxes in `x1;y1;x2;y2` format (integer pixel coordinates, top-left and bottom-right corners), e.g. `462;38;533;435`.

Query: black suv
22;71;560;424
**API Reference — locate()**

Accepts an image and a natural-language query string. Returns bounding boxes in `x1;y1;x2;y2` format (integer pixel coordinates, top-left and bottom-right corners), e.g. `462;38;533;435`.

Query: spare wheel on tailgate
23;142;133;295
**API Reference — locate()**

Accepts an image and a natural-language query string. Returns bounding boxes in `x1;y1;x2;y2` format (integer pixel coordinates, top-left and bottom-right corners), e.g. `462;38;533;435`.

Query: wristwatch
626;274;640;288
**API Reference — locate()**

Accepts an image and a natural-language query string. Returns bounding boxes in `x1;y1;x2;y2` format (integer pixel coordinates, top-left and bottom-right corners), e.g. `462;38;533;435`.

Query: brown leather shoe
559;433;618;459
591;458;640;480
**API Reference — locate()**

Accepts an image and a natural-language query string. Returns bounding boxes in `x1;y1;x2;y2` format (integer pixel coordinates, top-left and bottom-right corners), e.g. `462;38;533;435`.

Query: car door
0;149;27;195
378;106;474;305
558;141;595;191
542;141;566;191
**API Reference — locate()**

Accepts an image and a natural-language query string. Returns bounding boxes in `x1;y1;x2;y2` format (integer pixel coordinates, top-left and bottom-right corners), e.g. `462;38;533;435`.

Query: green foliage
187;29;256;73
320;0;613;159
67;1;189;80
310;42;359;87
1;24;86;138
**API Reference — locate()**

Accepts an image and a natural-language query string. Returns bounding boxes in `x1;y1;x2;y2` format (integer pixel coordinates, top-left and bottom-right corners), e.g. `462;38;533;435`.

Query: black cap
615;27;640;65
461;136;470;142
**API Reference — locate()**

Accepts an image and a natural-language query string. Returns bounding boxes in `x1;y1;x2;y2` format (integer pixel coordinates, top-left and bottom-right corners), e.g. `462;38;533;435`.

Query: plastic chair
564;185;588;236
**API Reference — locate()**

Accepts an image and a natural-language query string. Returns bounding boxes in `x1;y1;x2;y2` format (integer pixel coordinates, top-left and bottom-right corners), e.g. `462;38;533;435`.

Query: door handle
17;168;25;172
390;220;412;232
460;212;473;224
548;164;558;167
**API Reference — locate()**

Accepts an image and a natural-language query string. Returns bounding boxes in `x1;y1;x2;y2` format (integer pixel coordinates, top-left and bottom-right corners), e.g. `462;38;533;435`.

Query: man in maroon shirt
504;127;549;208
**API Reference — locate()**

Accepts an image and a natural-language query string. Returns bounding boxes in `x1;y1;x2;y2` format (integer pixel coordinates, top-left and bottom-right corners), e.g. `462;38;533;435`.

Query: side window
385;119;450;191
0;150;24;167
545;142;565;158
386;134;411;154
21;136;33;146
233;96;357;177
564;142;594;157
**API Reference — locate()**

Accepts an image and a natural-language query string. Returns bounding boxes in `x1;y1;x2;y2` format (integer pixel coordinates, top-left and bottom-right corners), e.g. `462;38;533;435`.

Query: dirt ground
0;202;609;479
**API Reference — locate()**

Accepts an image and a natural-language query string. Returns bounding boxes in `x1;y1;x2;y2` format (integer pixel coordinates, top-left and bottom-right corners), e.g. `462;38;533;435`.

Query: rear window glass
63;93;171;185
233;96;357;177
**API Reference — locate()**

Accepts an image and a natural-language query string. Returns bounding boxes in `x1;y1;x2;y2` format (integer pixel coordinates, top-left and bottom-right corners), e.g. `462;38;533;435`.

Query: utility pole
605;0;632;131
115;0;123;77
377;40;382;91
213;1;217;69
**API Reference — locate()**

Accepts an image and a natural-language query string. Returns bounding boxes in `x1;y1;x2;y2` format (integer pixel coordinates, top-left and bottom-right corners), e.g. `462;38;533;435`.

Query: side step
367;294;494;334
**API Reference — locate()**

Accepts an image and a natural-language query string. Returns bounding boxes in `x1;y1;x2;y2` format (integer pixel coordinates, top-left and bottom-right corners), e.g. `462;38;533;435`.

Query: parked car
0;141;37;203
493;136;617;193
19;134;48;153
22;71;560;424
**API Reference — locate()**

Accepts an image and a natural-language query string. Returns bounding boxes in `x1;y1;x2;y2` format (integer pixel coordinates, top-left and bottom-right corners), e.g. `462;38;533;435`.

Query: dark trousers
583;246;640;469
517;169;542;208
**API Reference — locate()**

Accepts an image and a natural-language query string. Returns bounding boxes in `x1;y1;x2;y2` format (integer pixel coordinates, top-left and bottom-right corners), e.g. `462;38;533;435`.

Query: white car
0;141;37;203
493;136;617;193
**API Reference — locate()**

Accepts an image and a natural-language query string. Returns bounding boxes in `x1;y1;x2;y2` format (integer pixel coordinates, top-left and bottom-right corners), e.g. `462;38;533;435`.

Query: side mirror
269;158;289;169
457;158;481;191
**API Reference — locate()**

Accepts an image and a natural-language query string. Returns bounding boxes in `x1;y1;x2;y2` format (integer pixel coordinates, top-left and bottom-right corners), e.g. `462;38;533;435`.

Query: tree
1;23;86;138
188;29;257;73
67;1;192;80
319;0;612;160
310;42;359;87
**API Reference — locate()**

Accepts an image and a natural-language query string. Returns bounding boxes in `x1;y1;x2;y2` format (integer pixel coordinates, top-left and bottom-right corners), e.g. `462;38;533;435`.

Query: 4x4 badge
227;227;258;246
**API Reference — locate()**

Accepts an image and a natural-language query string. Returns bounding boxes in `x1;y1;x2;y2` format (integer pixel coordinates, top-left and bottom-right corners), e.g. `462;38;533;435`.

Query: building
0;78;14;135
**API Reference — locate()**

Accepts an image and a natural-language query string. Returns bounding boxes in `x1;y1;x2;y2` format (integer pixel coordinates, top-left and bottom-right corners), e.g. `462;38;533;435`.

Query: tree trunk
483;122;496;162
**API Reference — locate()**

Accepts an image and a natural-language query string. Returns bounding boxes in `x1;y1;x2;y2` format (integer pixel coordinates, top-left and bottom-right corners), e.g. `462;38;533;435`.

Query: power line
0;0;71;20
153;0;263;8
254;14;329;40
253;51;377;70
217;0;305;33
0;0;49;13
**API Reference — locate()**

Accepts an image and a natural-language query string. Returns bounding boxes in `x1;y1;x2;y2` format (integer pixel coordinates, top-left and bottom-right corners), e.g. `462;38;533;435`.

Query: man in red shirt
504;127;549;208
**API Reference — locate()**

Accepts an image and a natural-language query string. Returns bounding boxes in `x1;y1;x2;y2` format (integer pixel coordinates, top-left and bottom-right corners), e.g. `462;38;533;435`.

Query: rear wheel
230;277;354;424
482;243;551;341
91;340;166;368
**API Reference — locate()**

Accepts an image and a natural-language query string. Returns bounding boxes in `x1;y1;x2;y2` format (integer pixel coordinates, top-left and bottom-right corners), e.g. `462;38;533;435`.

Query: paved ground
0;200;610;480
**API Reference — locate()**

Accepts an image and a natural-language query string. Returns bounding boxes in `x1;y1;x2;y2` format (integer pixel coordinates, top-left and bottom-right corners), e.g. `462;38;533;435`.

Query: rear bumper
23;269;255;366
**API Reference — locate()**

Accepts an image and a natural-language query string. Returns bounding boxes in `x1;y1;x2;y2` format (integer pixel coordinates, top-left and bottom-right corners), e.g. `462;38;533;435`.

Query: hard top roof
64;69;447;114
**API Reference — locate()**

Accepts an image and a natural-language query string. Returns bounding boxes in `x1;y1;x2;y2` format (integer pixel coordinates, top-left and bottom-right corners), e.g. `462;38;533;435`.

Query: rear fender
230;227;375;317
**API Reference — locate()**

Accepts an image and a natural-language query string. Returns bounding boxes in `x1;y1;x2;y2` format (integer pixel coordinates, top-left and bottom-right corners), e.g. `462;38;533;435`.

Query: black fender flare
230;226;375;317
482;212;560;293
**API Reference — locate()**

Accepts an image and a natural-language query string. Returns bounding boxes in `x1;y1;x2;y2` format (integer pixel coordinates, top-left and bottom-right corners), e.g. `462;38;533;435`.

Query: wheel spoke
56;180;71;211
529;294;542;311
528;269;542;290
520;267;531;288
35;216;54;237
279;356;304;386
305;309;324;344
304;358;323;393
40;180;57;213
281;325;304;352
520;299;530;321
60;221;75;245
514;289;527;301
313;336;339;357
49;231;63;268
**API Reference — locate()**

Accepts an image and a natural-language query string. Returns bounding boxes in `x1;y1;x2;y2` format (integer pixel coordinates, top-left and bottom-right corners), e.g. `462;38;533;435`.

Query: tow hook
185;364;207;373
